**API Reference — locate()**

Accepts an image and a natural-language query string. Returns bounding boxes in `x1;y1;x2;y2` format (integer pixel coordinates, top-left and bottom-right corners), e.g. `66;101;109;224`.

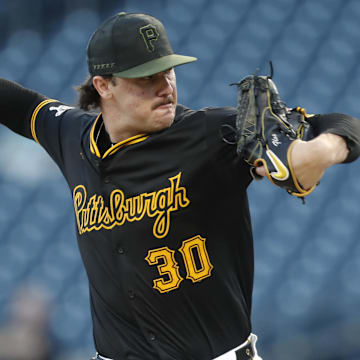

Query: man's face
109;68;177;135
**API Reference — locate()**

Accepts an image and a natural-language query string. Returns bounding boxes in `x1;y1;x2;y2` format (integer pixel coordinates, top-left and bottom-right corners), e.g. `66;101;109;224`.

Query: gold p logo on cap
139;24;160;52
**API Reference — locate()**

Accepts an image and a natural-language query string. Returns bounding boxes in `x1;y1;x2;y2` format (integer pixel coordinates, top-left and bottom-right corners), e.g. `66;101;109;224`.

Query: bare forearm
290;134;349;190
255;133;350;190
287;112;360;190
307;113;360;163
304;133;348;167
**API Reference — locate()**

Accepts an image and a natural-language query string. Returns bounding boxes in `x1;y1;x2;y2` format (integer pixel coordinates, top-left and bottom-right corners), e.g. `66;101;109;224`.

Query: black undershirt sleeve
307;113;360;163
0;78;47;139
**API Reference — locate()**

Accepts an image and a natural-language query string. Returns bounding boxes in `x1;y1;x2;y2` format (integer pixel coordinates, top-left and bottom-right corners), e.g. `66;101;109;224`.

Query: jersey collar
89;113;149;159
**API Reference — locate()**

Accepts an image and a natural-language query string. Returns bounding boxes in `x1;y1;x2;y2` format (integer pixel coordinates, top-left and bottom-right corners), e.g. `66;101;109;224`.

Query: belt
92;333;262;360
92;354;112;360
213;333;263;360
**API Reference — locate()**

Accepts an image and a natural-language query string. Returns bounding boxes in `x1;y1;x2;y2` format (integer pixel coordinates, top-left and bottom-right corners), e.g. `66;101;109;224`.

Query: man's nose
157;75;173;96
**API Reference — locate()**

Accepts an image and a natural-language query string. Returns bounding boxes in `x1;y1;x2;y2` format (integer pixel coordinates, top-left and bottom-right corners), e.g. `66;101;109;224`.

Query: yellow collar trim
90;114;148;159
103;134;149;158
90;113;102;158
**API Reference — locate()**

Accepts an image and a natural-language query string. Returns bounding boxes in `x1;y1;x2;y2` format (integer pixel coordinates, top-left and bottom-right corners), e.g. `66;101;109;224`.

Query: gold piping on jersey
73;172;190;239
103;134;149;158
89;114;149;158
30;99;59;144
89;113;102;157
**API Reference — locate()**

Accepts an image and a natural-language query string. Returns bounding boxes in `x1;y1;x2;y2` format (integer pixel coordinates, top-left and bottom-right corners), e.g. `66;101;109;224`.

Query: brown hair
75;75;115;111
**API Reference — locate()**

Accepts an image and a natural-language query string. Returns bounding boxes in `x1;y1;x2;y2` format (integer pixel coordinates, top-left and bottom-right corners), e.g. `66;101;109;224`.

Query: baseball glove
232;66;316;199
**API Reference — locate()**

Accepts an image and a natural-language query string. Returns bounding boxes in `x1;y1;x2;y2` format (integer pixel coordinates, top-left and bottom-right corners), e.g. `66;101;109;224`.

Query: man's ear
92;76;113;100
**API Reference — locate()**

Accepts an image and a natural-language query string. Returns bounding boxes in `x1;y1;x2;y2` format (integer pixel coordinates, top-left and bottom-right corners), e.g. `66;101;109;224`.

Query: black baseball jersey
2;78;360;360
22;96;254;359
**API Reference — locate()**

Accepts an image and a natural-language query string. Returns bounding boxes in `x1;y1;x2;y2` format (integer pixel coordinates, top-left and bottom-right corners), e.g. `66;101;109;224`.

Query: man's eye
142;75;153;81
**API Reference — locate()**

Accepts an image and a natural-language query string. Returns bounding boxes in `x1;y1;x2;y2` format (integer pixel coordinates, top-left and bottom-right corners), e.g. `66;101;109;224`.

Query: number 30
145;235;214;293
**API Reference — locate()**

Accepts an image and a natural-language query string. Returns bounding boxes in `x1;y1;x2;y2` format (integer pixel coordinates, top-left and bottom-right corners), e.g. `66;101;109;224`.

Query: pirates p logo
140;24;159;52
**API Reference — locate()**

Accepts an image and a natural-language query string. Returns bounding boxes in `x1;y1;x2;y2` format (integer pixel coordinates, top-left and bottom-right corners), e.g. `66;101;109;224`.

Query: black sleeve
0;78;47;139
29;100;88;174
0;78;88;175
307;113;360;163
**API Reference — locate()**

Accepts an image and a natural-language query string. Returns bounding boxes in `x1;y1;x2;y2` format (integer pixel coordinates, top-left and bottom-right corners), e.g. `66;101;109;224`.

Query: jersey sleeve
0;78;92;173
29;100;87;172
0;78;47;139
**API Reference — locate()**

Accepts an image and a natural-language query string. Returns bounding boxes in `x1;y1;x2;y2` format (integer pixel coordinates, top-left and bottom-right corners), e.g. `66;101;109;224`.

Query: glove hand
232;72;318;198
255;133;349;189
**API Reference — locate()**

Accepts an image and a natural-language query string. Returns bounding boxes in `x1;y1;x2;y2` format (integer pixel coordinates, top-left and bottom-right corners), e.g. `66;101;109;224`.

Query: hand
255;133;349;190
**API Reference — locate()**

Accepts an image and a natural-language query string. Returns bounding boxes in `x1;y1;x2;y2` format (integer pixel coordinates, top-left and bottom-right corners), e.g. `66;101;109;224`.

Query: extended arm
0;78;47;138
256;113;360;189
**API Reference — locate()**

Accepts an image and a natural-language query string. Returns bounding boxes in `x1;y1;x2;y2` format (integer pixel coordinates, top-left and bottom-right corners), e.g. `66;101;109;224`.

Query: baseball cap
87;12;197;78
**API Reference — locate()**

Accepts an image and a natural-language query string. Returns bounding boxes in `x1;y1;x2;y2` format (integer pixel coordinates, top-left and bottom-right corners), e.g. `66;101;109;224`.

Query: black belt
92;342;256;360
235;342;255;360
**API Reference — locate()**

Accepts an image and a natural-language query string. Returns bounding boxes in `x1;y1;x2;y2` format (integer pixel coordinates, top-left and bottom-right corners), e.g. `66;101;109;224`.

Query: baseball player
1;12;360;360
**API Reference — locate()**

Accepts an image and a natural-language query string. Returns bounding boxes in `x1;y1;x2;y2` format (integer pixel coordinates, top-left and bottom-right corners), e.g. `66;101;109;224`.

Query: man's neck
101;108;140;144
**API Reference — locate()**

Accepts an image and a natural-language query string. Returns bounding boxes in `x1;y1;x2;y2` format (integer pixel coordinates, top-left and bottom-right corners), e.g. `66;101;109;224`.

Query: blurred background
0;0;359;359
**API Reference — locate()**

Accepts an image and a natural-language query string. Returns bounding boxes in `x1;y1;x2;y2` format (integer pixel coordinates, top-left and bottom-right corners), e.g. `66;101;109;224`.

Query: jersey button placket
128;290;135;300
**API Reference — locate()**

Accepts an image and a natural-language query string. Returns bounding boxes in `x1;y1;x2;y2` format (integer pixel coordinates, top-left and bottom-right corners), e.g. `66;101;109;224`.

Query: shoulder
175;104;237;124
37;101;96;125
32;100;98;143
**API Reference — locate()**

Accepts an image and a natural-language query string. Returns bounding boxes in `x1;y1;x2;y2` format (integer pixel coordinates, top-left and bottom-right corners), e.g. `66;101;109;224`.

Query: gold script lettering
73;172;190;239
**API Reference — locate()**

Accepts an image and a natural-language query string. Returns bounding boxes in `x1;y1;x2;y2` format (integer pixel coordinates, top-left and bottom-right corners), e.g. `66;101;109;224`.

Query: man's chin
151;112;175;133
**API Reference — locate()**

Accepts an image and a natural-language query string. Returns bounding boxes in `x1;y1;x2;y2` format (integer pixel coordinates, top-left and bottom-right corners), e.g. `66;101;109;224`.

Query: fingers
255;165;266;177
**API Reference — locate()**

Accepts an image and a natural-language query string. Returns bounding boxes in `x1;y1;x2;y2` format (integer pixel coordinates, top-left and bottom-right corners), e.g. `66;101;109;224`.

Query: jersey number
145;235;213;293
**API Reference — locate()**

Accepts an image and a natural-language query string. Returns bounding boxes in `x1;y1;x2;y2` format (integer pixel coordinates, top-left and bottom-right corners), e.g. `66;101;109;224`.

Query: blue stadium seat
51;272;91;345
165;2;199;28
